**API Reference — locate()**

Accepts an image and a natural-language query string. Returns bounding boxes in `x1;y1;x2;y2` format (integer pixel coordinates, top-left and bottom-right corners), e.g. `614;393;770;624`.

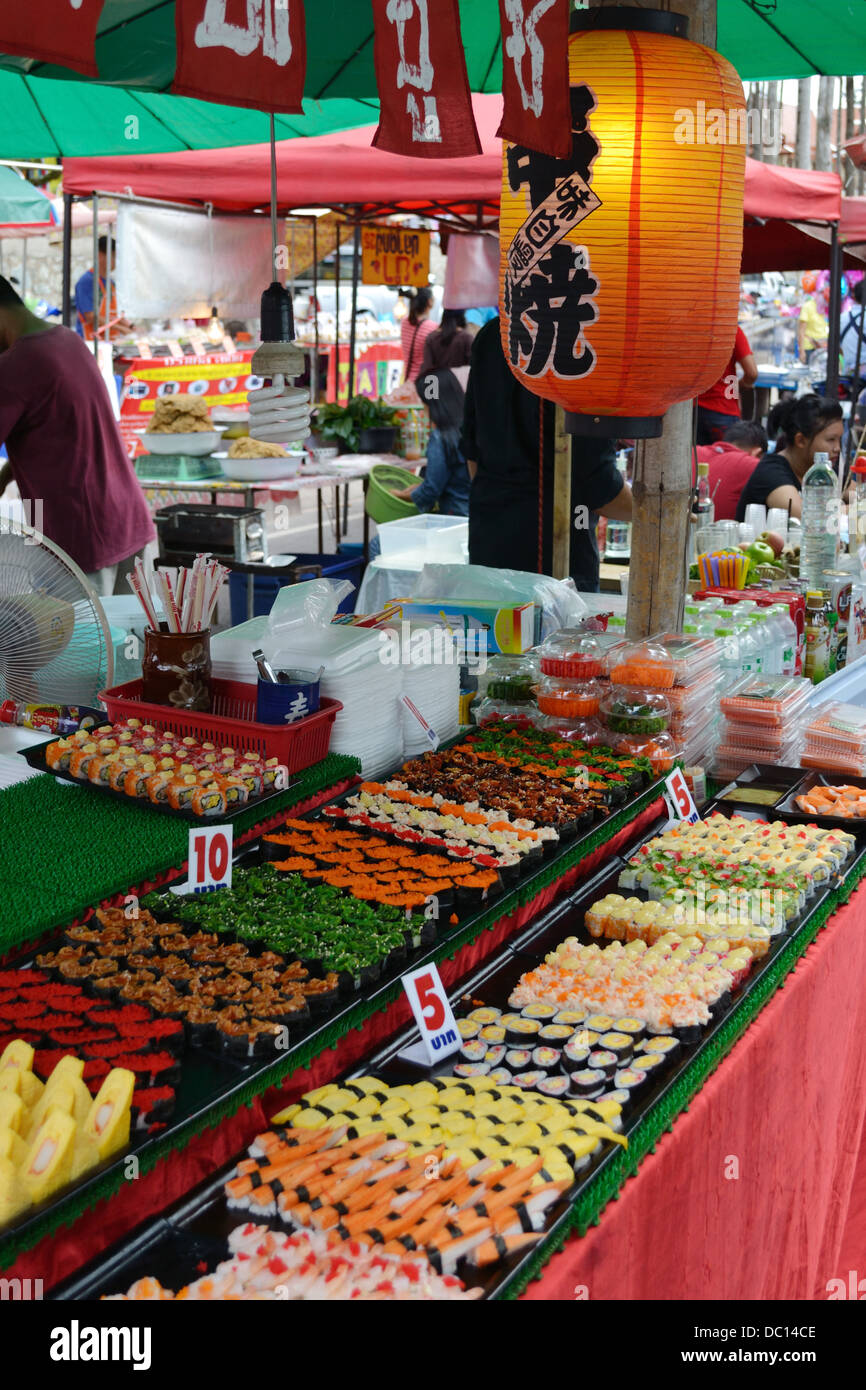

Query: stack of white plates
401;660;460;757
325;660;405;778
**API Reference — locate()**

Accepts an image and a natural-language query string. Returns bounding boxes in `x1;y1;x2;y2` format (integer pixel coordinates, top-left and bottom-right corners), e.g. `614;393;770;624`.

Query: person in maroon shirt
696;420;767;521
0;276;155;593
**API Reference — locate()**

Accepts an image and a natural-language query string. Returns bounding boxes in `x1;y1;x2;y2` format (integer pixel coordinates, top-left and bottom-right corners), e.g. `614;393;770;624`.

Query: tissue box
393;599;535;654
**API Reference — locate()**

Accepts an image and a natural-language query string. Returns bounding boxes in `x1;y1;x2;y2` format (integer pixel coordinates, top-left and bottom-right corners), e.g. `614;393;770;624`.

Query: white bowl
218;454;303;481
143;431;222;456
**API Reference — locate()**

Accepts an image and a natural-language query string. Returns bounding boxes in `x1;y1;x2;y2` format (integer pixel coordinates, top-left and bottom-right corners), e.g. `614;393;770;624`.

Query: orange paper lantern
499;9;745;438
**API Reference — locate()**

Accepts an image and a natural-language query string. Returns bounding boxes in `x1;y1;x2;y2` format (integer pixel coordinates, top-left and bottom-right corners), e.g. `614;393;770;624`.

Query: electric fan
0;521;114;707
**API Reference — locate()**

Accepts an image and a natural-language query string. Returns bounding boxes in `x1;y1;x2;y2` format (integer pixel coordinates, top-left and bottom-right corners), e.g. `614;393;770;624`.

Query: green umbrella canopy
0;163;55;227
1;0;864;104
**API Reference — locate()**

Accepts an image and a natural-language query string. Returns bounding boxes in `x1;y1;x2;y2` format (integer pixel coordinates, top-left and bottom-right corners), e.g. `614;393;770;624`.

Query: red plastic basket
97;678;342;775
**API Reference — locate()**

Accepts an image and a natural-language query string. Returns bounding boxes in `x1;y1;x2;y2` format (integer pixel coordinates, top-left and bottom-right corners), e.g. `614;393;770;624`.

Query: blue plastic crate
228;552;363;624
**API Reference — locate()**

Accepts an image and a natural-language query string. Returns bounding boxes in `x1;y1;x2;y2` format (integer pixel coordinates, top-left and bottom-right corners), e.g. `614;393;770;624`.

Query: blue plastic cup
256;670;321;725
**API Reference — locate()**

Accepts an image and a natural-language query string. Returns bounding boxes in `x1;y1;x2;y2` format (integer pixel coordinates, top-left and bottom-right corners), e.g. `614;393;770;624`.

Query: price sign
399;964;461;1067
170;824;233;895
663;768;700;826
401;696;439;750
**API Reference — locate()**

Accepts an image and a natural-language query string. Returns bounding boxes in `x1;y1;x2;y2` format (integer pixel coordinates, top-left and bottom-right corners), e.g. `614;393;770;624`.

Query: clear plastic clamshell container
802;702;866;758
718;675;812;730
607;638;676;690
475;653;540;703
533;678;603;719
473;698;541;729
600;687;671;735
664;666;722;714
537;630;606;680
537;714;609;745
653;632;722;686
611;729;676;773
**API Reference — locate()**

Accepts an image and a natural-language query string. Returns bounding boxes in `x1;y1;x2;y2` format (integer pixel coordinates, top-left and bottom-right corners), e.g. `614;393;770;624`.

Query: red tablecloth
521;879;866;1301
10;798;663;1291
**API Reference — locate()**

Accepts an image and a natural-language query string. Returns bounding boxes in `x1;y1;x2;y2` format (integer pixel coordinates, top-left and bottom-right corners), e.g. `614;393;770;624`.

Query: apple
760;530;785;558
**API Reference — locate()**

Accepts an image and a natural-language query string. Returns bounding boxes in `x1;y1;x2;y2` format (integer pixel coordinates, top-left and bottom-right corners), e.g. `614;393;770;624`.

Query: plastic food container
664;668;721;714
715;739;802;774
718;720;793;753
612;730;676;773
718;675;812;729
473;698;541;729
537;630;606;680
600;688;671;734
802;702;866;757
653;632;721;686
607;639;676;690
476;654;539;704
534;678;603;718
537;714;609;745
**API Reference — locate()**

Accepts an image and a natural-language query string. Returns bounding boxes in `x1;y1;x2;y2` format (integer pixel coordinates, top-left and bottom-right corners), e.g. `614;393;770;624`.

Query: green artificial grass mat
0;753;361;958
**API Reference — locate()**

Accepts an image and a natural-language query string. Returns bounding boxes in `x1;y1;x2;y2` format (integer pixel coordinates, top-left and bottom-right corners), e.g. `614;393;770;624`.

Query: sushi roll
521;1003;558;1024
453;1062;490;1079
613;1067;649;1094
537;1075;570;1100
123;764;155;798
261;757;284;790
598;1031;634;1063
562;1039;591;1073
467;1007;502;1025
584;1013;617;1034
237;762;264;796
504;1048;534;1073
219;776;250;808
192;783;227;818
457;1018;481;1040
600;1087;631;1110
69;744;100;779
613;1017;646;1043
478;1024;506;1044
531;1046;562;1074
45;738;74;772
631;1051;665;1076
587;1049;618;1079
552;1009;586;1028
146;770;176;804
167;774;199;811
638;1035;681;1063
537;1024;576;1045
484;1045;507;1067
570;1068;606;1097
487;1068;513;1085
107;758;137;792
504;1017;543;1046
512;1069;546;1091
460;1039;488;1064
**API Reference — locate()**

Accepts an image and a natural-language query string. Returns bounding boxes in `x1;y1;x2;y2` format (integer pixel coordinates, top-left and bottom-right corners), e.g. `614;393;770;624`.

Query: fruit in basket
760;530;785;558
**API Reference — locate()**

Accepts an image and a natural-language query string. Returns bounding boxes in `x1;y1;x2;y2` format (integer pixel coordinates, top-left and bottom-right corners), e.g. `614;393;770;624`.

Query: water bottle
714;621;741;688
800;451;840;589
732;614;759;676
768;604;797;677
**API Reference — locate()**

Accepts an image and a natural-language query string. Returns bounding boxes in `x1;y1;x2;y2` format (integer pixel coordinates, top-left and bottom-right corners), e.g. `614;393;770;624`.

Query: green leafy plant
313;396;399;453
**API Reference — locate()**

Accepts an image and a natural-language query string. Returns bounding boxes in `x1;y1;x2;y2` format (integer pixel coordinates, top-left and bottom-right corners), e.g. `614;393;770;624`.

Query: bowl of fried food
217;436;304;481
144;396;222;455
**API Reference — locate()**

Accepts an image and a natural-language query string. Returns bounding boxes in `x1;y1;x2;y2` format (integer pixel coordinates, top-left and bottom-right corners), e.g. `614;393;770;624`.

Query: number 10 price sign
170;824;233;895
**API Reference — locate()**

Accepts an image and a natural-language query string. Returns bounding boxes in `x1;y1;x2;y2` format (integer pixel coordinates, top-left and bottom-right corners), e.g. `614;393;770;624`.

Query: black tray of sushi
711;762;804;812
18;739;300;824
772;770;866;832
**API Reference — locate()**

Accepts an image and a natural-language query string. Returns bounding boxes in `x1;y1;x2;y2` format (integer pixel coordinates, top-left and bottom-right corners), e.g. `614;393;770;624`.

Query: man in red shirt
696;420;767;521
696;326;758;445
0;276;155;593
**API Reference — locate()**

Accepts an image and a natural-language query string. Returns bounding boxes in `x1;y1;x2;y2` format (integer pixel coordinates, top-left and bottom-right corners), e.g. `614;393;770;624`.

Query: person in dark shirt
736;393;843;521
696;421;767;522
390;369;470;516
460;319;631;590
421;310;473;372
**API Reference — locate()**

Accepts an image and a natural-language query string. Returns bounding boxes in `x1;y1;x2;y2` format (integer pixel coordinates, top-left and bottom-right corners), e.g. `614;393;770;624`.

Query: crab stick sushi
45;738;74;772
219;776;249;808
69;744;100;779
191;783;226;817
146;770;176;804
167;774;199;811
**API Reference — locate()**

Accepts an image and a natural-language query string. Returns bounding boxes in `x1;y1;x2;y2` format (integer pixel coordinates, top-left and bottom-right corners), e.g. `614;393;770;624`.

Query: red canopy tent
845;133;866;171
841;197;866;249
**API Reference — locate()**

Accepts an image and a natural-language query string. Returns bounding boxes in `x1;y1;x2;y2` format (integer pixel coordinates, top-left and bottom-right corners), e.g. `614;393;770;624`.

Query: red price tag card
663;768;699;826
400;964;461;1067
170;824;233;895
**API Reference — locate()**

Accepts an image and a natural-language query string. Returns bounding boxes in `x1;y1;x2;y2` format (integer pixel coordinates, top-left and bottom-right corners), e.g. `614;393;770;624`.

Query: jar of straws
129;556;228;711
696;549;749;590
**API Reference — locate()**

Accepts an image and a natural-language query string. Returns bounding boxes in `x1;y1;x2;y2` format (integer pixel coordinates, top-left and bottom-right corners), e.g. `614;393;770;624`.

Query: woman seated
736;394;843;521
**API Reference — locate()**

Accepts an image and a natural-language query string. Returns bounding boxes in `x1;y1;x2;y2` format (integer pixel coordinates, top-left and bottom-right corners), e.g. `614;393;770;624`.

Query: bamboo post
551;405;572;578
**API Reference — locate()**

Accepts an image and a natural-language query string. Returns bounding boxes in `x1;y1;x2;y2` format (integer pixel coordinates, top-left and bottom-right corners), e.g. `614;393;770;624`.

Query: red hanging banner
497;0;571;158
371;0;481;159
174;0;306;113
0;0;103;76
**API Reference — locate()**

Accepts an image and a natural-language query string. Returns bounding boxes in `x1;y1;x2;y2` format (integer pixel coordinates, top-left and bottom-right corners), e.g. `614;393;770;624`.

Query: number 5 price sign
399;964;461;1067
170;824;233;896
663;767;699;826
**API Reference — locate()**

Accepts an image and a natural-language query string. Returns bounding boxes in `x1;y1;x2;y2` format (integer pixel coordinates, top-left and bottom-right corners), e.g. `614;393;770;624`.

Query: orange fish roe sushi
271;857;318;873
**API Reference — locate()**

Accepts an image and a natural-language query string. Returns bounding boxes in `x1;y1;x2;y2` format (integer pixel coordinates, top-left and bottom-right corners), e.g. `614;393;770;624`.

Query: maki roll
614;1066;649;1093
453;1062;490;1079
167;774;199;810
460;1039;488;1064
587;1049;618;1079
236;762;264;796
598;1031;634;1063
552;1009;586;1028
484;1045;507;1067
69;744;100;779
457;1018;481;1040
613;1017;646;1044
600;1087;631;1110
584;1013;617;1034
531;1046;562;1074
631;1052;665;1076
561;1041;591;1074
570;1068;606;1097
478;1024;506;1045
487;1067;513;1085
45;738;74;772
192;783;227;818
107;758;137;793
504;1017;543;1046
146;770;176;804
124;765;154;798
537;1075;570;1099
638;1035;681;1063
537;1024;576;1045
504;1048;534;1073
512;1069;546;1091
521;1003;558;1023
467;1006;502;1025
220;776;250;808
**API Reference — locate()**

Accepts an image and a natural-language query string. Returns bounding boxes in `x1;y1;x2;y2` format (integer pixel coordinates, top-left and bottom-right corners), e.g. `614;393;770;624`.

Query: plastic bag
409;564;586;641
265;577;354;641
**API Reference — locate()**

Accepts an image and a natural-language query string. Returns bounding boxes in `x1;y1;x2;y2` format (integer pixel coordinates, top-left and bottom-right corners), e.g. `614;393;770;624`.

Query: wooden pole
622;0;716;637
551;406;572;579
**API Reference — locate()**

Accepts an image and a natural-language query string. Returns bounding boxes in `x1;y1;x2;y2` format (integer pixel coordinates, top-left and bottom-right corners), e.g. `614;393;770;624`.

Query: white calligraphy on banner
386;0;441;143
502;0;557;116
195;0;293;65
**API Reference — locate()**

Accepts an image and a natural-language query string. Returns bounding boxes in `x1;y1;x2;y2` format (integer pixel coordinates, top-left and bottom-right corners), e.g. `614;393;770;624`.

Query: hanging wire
270;113;279;279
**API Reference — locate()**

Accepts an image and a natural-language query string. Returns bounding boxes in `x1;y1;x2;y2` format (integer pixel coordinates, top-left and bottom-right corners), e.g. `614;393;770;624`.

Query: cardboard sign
171;824;233;896
361;225;430;289
663;767;700;826
400;964;461;1066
